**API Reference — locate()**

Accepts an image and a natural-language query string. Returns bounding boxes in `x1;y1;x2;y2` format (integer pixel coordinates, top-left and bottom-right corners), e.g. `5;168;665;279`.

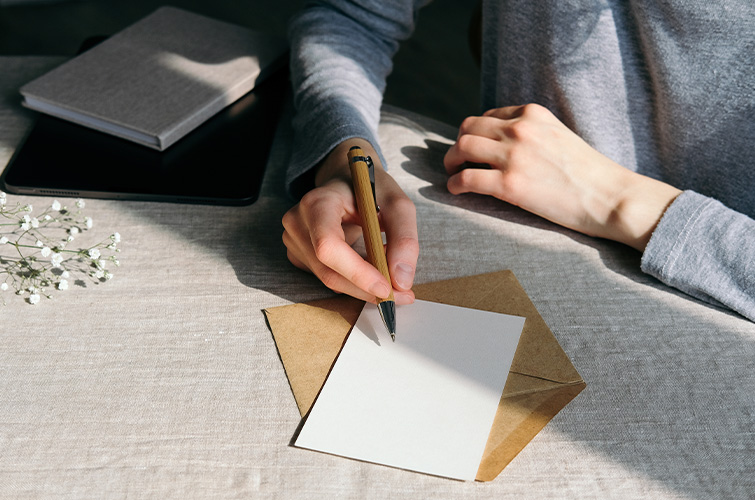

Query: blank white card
294;299;525;480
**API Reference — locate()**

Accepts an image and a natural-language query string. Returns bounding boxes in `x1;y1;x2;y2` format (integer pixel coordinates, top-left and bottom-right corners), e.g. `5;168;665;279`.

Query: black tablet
1;42;288;206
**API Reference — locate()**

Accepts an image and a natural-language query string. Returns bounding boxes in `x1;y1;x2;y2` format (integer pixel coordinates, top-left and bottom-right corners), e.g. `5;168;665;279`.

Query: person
281;0;755;322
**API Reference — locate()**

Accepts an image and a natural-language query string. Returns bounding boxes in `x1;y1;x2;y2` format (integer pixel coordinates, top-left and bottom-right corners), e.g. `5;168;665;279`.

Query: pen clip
365;156;380;213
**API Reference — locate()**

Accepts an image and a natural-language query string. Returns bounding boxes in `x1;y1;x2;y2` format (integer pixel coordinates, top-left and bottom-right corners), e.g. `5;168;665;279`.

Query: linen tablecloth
1;56;753;499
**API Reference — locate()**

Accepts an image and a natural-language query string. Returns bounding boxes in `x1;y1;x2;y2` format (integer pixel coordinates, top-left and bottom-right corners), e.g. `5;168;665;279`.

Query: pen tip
377;301;396;342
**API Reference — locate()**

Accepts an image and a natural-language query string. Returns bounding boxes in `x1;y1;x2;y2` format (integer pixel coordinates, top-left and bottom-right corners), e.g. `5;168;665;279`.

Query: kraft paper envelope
263;270;586;481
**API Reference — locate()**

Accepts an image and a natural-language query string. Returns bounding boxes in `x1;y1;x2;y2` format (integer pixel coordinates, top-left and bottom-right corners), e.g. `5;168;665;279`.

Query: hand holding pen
347;146;398;338
281;138;418;309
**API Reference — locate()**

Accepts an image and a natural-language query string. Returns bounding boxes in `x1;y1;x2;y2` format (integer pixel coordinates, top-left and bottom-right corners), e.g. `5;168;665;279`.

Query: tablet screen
2;49;288;206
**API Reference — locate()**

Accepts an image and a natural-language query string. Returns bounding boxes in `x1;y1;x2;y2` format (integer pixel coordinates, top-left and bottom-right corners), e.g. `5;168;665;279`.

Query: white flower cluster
0;192;121;305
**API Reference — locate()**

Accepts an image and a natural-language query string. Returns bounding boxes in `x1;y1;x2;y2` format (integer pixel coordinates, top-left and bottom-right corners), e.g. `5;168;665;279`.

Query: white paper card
294;299;525;480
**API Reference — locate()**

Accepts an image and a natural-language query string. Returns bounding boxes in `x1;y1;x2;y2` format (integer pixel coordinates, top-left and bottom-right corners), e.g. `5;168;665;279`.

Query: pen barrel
348;147;395;303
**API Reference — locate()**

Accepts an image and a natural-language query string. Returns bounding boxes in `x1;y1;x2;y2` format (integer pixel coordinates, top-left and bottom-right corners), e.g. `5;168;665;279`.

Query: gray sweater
287;0;755;321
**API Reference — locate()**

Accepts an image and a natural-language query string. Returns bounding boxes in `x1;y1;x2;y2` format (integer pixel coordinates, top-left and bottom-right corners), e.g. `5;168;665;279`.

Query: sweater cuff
641;190;755;320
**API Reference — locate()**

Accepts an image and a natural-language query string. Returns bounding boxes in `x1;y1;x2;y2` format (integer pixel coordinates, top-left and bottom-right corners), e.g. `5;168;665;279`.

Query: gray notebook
19;6;288;150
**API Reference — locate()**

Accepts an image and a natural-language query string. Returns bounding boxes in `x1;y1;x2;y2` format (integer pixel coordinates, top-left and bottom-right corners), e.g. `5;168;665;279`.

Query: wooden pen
347;146;396;340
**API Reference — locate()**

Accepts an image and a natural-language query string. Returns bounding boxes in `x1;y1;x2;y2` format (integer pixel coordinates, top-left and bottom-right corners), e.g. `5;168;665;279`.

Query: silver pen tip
377;300;396;340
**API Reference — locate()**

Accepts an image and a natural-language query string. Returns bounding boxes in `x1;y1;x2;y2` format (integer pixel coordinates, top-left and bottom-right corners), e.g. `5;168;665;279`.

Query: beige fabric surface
1;57;754;499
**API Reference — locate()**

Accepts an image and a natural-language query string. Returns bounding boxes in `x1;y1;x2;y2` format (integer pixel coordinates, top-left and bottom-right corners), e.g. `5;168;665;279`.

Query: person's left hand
443;104;681;251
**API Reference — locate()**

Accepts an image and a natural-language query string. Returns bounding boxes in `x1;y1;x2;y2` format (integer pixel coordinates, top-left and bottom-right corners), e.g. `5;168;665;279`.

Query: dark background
0;0;480;127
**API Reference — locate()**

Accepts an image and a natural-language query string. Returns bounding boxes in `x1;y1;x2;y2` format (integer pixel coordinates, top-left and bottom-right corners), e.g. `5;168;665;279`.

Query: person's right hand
282;138;418;304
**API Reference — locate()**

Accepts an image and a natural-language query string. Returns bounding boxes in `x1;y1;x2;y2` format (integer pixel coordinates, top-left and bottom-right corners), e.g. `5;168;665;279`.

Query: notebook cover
19;6;288;150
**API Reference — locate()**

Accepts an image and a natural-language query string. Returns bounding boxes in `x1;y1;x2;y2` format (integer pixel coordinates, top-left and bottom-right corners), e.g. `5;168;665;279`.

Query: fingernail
369;281;391;299
393;263;415;290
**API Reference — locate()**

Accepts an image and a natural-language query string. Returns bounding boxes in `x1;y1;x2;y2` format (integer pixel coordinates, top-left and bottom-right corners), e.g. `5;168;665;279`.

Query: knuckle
281;209;296;230
456;133;476;151
298;191;318;212
387;195;416;215
312;236;339;263
458;116;477;135
394;235;419;257
456;168;477;186
298;188;330;213
520;102;547;118
281;228;292;247
499;170;522;197
506;119;532;140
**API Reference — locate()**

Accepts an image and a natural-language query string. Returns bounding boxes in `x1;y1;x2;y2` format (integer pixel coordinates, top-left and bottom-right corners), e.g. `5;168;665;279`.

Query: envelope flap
263;296;363;416
412;270;583;386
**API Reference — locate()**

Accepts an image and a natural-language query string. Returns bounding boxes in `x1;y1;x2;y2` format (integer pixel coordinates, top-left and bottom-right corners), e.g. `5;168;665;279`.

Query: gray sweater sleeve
286;1;755;323
285;0;425;198
642;191;755;322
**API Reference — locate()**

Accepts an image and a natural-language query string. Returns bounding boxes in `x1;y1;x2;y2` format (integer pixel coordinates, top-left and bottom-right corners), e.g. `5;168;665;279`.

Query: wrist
606;171;682;252
315;138;380;187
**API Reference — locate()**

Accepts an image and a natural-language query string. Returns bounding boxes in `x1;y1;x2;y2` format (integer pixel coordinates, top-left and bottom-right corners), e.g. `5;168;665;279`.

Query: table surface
1;56;754;500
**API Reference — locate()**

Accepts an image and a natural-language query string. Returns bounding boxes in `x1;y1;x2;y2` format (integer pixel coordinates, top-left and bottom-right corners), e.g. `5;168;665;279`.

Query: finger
309;257;386;303
307;209;392;300
286;194;390;300
285;221;388;303
483;104;527;120
284;244;308;271
484;103;554;123
447;168;509;200
393;289;416;305
444;134;507;175
456;115;507;142
380;196;419;292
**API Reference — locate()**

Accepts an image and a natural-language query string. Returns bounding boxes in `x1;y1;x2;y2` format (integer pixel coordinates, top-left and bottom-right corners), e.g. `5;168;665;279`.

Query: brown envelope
263;270;585;481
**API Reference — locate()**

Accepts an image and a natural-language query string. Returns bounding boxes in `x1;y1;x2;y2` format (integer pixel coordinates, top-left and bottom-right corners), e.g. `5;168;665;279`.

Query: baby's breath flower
1;192;120;305
51;253;63;268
